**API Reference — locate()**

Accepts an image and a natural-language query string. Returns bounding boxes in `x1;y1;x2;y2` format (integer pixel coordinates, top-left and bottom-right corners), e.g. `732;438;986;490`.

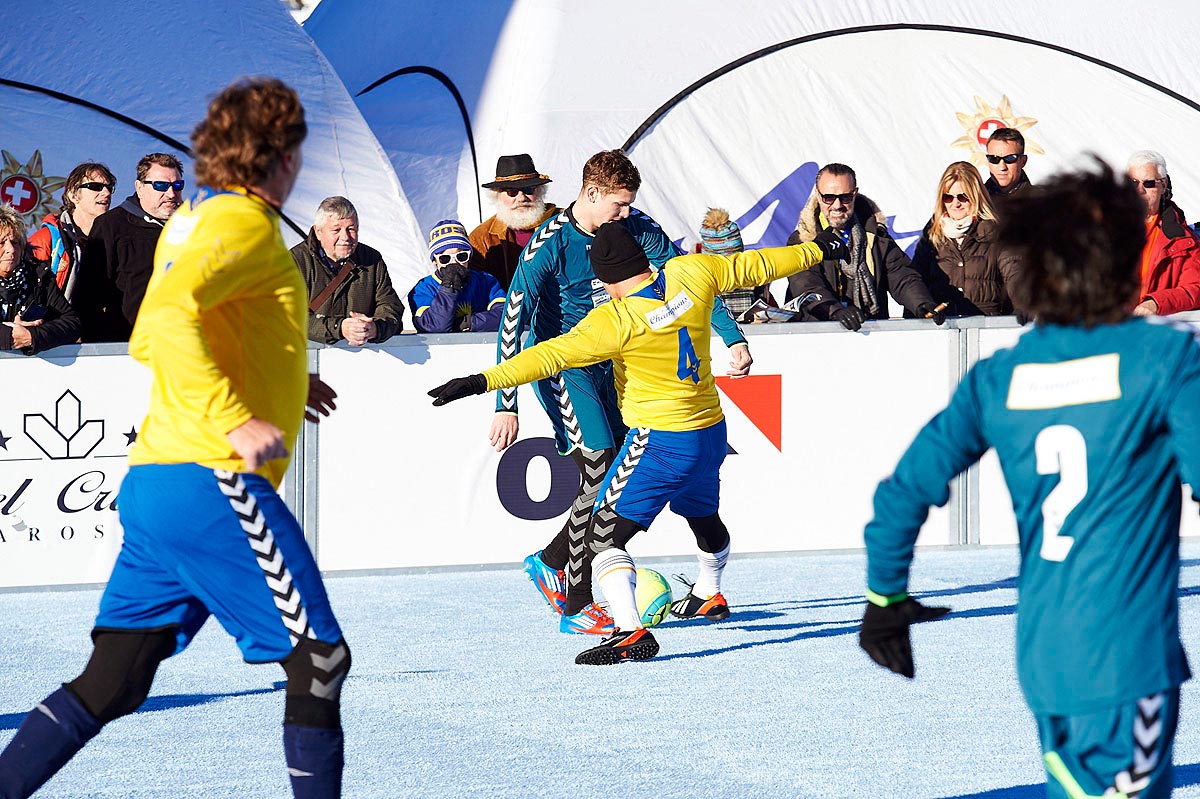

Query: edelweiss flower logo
950;95;1044;167
0;150;66;227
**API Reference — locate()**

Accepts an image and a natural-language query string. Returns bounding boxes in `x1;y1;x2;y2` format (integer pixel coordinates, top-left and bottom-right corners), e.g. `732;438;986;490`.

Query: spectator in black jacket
291;195;405;345
0;203;80;355
785;163;944;330
76;153;184;341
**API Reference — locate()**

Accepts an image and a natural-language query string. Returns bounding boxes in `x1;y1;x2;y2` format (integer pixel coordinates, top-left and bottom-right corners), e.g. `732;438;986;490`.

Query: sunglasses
435;251;471;266
78;181;114;192
1130;177;1166;189
503;188;533;198
942;193;971;204
985;153;1023;165
818;190;857;206
141;179;185;192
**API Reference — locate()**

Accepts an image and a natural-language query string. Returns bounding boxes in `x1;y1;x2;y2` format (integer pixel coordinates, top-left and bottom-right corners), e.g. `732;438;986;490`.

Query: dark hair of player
582;149;641;195
1000;158;1144;327
191;77;307;190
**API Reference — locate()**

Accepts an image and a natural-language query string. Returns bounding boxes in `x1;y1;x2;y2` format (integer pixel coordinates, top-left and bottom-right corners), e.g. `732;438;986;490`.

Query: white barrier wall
3;315;1198;588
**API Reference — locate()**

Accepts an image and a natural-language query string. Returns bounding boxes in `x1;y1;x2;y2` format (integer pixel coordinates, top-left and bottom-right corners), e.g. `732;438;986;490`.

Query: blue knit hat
698;208;743;255
427;219;471;260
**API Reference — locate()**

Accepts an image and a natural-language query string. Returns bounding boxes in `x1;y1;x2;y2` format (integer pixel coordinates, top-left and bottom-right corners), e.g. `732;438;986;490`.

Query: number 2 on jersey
676;328;701;383
1034;425;1088;562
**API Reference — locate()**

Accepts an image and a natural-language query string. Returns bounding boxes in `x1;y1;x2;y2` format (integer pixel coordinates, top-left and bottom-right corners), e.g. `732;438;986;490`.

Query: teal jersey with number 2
865;318;1200;714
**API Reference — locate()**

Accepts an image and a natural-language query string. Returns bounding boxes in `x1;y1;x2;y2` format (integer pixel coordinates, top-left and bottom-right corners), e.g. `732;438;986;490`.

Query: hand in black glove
812;227;850;262
428;374;487;406
455;314;472;332
830;304;865;331
859;596;951;679
438;263;469;293
917;302;947;325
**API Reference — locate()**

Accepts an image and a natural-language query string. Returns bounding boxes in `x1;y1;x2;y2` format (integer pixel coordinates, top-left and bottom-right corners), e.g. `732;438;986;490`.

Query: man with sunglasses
292;195;405;345
409;220;505;332
469;154;561;290
1127;150;1200;317
77;152;184;341
785;163;942;330
984;128;1033;199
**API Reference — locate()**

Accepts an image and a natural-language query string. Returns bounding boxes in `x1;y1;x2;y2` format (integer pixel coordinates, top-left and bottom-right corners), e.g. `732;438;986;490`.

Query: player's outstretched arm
305;374;338;423
429;374;488;406
859;592;951;679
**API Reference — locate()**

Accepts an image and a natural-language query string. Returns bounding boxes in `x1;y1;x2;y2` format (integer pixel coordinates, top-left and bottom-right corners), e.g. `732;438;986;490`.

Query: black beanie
590;221;651;283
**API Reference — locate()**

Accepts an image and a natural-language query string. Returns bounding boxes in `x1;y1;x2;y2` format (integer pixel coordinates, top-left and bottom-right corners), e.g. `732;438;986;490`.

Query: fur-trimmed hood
794;190;890;243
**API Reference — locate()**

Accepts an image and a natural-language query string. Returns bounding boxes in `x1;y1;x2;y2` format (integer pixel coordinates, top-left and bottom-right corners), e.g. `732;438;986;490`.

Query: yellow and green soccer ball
635;568;673;627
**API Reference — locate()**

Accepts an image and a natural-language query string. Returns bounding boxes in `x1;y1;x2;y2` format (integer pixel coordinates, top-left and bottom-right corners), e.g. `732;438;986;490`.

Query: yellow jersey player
0;79;348;798
430;221;847;664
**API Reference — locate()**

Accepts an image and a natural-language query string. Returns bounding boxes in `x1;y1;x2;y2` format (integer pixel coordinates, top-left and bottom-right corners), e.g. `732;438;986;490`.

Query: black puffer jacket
0;259;81;355
911;218;1022;317
76;195;165;342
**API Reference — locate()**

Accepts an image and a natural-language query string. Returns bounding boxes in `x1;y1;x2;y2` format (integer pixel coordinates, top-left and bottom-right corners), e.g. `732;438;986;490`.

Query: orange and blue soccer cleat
670;575;730;621
574;627;660;665
559;601;615;635
522;551;566;615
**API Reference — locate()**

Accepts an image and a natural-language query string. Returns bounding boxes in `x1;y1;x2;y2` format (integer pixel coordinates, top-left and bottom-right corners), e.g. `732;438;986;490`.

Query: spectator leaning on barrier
784;163;943;330
984;127;1033;200
1127;150;1200;317
27;161;116;306
469;154;561;290
76;152;184;342
697;208;772;322
912;161;1023;318
409;220;505;333
0;203;80;355
291;195;405;346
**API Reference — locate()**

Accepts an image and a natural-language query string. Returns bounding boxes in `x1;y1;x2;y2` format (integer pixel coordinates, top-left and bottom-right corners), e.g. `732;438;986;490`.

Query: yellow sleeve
133;207;278;434
483;307;625;391
678;243;825;295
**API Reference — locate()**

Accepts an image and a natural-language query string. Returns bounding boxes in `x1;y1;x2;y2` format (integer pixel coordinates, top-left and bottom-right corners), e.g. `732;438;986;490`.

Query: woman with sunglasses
26;162;116;305
911;161;1023;317
409;219;505;333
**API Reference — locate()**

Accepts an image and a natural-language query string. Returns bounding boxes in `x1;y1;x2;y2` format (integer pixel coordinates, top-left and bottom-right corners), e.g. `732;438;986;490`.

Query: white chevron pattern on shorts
214;469;314;646
1111;692;1165;797
564;449;612;591
521;212;567;263
551;376;583;448
309;642;350;701
589;429;649;552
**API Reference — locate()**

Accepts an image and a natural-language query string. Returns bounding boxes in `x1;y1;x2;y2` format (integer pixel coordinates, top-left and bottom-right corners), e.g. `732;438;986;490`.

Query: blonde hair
0;204;26;251
928;161;996;248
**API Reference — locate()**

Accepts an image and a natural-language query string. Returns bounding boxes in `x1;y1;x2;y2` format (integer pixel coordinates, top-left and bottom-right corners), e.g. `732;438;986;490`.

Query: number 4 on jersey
676;328;700;383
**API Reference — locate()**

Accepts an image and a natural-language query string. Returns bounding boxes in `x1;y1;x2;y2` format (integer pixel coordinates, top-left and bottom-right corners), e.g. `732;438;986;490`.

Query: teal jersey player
859;162;1200;799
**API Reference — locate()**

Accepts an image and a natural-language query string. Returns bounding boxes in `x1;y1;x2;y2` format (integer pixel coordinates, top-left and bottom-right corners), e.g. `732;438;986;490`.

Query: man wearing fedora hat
469;154;560;290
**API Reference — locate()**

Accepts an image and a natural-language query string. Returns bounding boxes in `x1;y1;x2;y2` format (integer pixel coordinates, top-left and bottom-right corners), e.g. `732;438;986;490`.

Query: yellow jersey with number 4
483;244;823;431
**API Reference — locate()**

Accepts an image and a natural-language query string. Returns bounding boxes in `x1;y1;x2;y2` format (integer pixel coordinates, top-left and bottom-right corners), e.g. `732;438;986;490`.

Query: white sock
593;548;641;630
691;542;730;600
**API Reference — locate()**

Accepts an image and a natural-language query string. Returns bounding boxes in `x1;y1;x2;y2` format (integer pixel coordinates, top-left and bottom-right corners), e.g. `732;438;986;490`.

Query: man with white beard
469;154;560;290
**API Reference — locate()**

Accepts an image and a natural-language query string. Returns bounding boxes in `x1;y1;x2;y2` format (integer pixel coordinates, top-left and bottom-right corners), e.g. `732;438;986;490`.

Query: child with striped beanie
699;208;763;319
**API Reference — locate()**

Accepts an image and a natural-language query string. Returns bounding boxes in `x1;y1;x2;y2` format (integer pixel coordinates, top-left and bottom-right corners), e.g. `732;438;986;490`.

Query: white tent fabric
308;1;1200;256
0;0;428;295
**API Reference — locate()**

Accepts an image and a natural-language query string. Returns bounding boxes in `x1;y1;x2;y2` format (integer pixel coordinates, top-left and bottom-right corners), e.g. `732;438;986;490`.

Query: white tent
307;0;1200;255
0;0;428;294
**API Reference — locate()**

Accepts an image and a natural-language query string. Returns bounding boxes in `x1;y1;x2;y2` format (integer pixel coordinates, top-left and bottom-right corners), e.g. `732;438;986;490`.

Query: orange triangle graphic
714;374;782;451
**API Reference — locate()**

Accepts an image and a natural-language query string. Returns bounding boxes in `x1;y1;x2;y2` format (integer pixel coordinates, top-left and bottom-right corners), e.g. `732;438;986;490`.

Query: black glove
812;227;850;262
859;596;951;679
830;304;865;331
438;263;469;293
428;374;487;406
455;314;472;332
916;302;947;325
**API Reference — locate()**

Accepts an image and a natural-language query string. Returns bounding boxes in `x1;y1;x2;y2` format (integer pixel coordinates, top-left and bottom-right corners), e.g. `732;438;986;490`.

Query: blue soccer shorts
532;362;626;454
593;420;727;529
1037;689;1179;799
96;463;342;663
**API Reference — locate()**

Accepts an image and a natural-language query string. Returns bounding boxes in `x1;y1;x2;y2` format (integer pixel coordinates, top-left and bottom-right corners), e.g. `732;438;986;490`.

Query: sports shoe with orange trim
523;551;566;615
559;602;615;635
669;588;730;621
574;627;659;665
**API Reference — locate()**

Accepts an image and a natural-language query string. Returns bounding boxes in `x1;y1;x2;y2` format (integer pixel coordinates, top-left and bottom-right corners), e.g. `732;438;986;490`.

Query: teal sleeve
710;295;746;347
495;244;552;413
865;368;991;595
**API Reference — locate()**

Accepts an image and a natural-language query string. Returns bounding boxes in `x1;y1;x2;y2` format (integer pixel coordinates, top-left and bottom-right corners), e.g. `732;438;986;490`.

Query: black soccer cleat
574;628;659;665
670;574;731;621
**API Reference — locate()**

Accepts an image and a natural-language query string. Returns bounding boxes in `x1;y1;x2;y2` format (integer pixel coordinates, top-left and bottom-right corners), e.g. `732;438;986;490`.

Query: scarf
940;214;975;241
834;214;878;316
0;261;31;322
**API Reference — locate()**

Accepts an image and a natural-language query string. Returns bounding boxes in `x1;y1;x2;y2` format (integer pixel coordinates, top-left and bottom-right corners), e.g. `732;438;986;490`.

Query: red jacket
1142;202;1200;315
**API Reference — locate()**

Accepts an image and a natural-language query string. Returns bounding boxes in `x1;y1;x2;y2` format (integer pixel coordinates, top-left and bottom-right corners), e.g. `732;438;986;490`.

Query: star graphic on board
0;429;9;450
124;426;138;445
949;95;1044;168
